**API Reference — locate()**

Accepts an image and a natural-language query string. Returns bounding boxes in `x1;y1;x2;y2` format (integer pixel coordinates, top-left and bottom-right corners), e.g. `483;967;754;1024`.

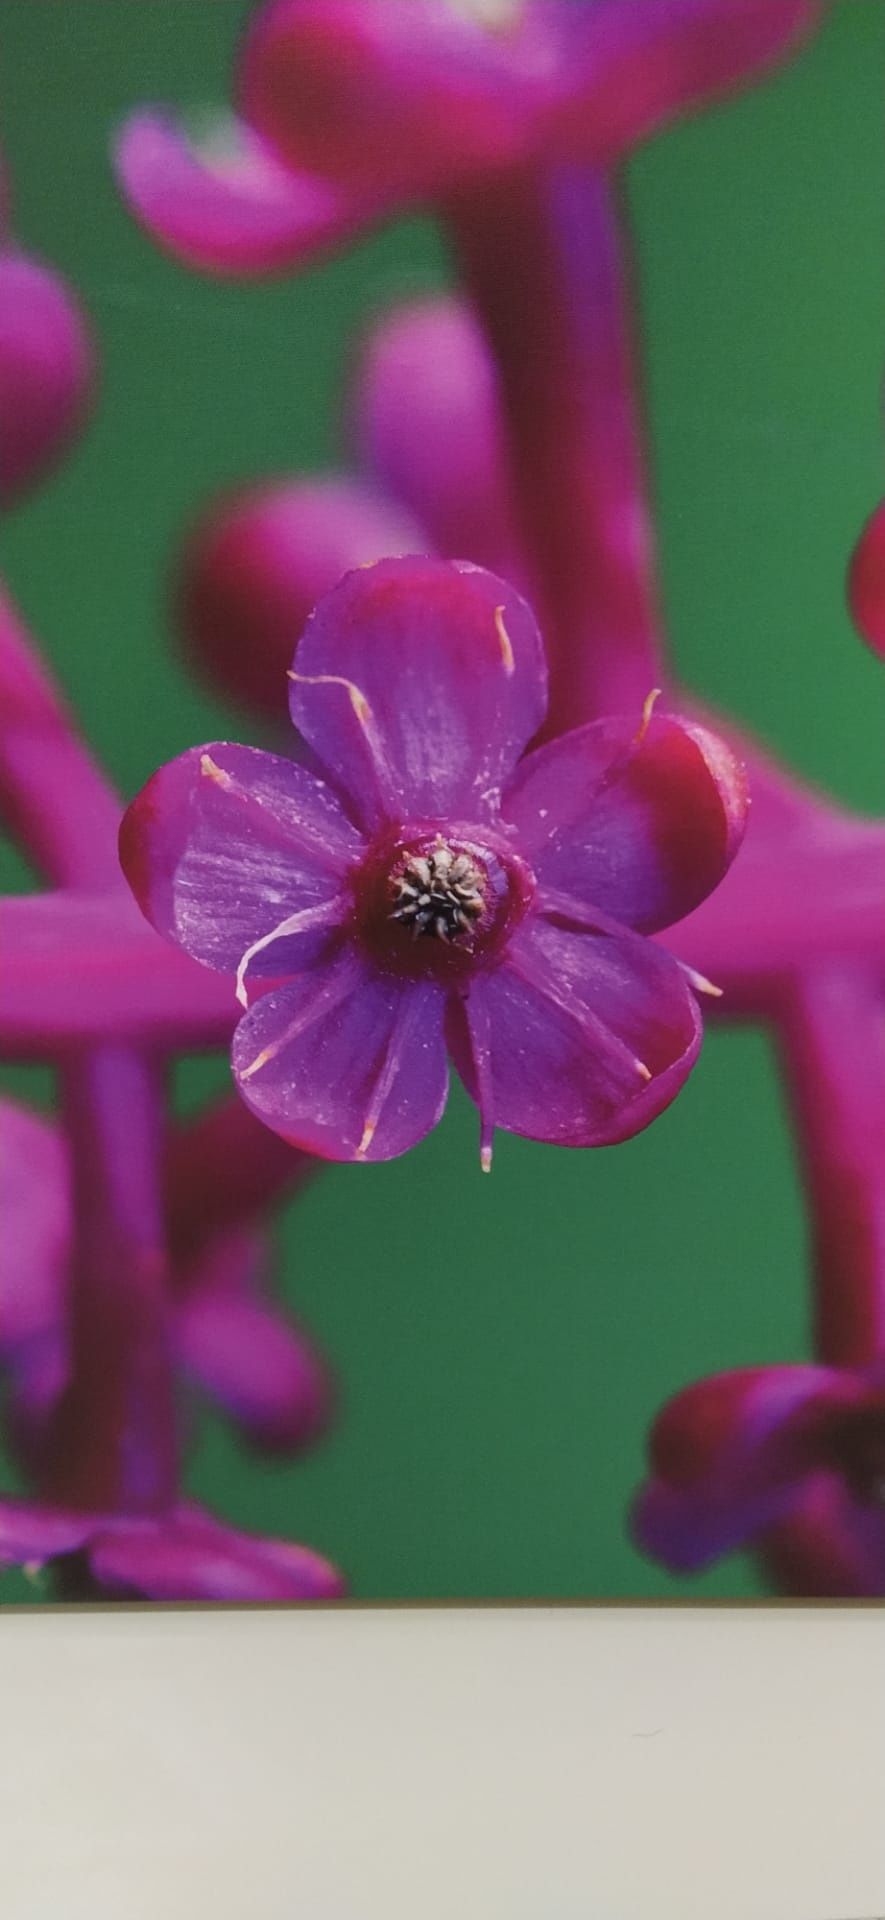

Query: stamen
235;896;344;1009
287;668;373;731
355;992;423;1161
197;752;344;870
495;605;515;675
200;752;234;790
288;667;396;814
465;990;495;1172
635;687;662;747
678;960;723;1000
389;838;486;944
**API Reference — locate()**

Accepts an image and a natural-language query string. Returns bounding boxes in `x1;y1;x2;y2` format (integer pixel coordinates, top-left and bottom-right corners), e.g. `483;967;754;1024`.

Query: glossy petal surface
453;912;700;1147
233;955;449;1161
289;556;546;828
120;743;362;979
503;709;747;933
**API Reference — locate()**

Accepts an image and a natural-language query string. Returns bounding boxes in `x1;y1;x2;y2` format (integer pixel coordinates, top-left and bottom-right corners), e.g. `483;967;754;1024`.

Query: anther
389;840;486;943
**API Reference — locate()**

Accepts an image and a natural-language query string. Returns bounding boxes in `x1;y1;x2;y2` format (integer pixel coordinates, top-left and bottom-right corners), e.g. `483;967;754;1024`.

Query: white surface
0;1606;882;1919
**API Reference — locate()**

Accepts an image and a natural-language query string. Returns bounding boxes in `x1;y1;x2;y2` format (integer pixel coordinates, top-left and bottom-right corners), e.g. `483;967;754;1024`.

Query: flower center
353;825;534;979
389;839;486;944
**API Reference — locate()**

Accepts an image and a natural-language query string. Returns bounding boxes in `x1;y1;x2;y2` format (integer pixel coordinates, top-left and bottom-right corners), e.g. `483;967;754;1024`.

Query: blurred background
1;0;882;1601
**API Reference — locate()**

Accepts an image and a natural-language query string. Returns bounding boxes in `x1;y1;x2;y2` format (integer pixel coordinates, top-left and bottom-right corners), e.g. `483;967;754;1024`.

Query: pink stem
447;166;662;735
0;585;122;889
0;891;236;1055
0;600;181;1514
41;1047;178;1512
775;967;885;1368
663;823;885;1010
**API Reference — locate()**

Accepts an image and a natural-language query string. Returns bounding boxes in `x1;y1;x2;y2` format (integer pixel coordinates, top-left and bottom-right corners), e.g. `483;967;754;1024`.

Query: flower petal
353;296;523;580
240;0;534;201
177;478;428;718
289;556;546;829
502;708;747;933
633;1475;806;1575
0;1496;98;1566
545;0;820;167
114;108;369;276
633;1365;868;1576
120;742;363;982
763;1475;885;1599
450;912;700;1149
88;1505;343;1601
232;952;449;1162
0;892;234;1056
0;249;93;505
176;1231;330;1451
848;497;885;660
646;1366;845;1486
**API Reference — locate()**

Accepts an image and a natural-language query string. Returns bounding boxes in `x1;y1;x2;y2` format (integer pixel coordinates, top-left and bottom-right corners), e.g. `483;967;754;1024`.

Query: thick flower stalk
0;594;341;1596
121;555;746;1168
7;0;880;1601
0;235;339;1595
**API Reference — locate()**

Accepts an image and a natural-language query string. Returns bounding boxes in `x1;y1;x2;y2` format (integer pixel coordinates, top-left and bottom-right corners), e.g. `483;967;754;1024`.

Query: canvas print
1;0;883;1604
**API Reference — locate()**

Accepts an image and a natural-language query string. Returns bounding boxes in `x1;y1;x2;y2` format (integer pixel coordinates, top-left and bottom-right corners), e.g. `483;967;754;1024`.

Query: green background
1;1;882;1602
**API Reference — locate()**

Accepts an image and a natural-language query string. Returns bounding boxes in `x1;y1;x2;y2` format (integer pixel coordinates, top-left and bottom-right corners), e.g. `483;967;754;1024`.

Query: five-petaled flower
633;1362;885;1598
120;556;747;1167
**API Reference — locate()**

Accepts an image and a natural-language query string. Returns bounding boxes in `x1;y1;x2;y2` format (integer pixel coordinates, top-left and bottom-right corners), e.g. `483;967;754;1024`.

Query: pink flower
0;1495;342;1602
177;477;426;718
848;498;885;661
0;145;94;506
121;556;746;1167
114;0;818;277
633;1363;885;1598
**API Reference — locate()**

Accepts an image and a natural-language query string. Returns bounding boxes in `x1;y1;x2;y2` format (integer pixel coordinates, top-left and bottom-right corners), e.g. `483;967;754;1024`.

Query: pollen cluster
389;840;486;942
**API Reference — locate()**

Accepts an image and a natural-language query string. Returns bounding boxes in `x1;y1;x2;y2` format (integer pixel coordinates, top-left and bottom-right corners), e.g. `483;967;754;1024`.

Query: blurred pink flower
114;0;818;277
0;1494;342;1602
0;144;94;505
633;1362;885;1598
848;497;885;660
